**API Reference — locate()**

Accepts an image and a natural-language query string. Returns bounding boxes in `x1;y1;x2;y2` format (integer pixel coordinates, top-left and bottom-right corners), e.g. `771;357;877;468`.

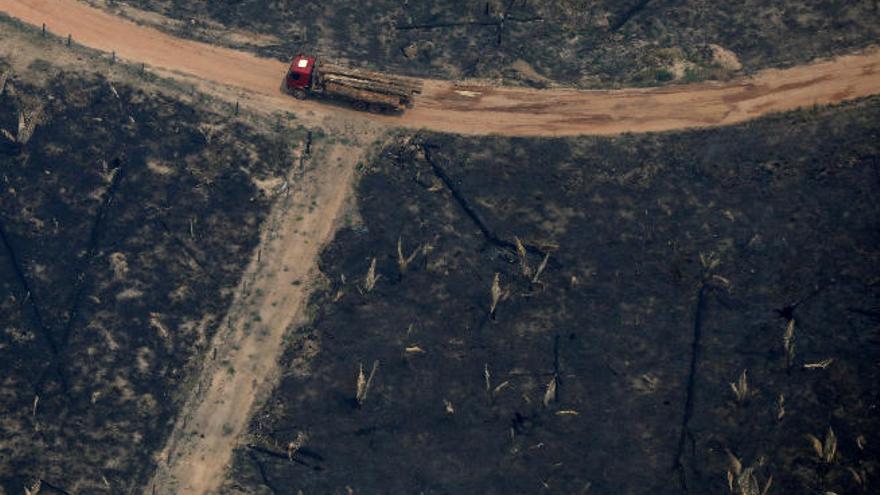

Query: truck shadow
277;78;406;117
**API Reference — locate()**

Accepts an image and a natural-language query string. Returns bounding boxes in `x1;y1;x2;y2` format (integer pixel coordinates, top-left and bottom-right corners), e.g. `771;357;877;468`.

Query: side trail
150;136;378;495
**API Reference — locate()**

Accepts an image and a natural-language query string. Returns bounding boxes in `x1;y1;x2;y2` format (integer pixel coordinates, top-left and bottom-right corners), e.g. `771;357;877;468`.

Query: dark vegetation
226;98;880;494
0;59;293;492
121;0;880;87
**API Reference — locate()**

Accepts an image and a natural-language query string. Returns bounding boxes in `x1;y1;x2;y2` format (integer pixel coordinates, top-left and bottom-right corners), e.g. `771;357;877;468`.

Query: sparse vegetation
808;427;838;465
783;319;796;369
730;369;750;404
355;360;379;407
726;451;773;495
363;257;380;292
121;0;880;88
396;236;421;273
0;58;292;492
489;272;503;317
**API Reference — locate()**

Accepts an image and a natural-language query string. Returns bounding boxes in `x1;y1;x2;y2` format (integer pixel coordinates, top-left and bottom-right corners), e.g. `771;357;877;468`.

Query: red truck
284;55;422;113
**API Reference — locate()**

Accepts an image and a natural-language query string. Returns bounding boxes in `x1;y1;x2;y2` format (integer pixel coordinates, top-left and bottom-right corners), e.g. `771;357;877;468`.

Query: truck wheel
292;88;307;100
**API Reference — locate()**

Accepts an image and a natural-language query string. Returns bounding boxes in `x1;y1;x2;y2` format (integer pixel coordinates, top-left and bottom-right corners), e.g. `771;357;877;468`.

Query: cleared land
227;98;880;495
1;2;878;495
102;0;880;88
0;57;299;492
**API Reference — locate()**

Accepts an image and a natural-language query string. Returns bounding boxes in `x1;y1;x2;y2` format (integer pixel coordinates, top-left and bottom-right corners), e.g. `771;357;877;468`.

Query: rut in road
1;0;879;137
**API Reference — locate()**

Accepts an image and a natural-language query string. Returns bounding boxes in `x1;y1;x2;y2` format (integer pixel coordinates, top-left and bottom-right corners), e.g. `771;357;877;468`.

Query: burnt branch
0;217;68;393
421;142;555;264
41;479;73;495
247;444;324;471
248;451;281;495
673;281;709;493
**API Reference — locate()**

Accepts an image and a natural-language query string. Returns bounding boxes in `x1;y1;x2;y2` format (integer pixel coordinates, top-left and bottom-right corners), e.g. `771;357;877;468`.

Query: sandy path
148;136;375;495
2;0;879;137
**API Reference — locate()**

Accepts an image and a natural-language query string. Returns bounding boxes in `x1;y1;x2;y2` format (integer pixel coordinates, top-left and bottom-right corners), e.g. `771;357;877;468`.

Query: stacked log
318;62;422;107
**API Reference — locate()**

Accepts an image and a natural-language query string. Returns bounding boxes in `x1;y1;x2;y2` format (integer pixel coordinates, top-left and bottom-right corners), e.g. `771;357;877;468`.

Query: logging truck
284;55;422;113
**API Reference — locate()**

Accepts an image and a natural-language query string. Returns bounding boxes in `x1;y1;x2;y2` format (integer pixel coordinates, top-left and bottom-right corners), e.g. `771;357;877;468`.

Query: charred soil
116;0;880;87
226;98;880;494
0;61;296;493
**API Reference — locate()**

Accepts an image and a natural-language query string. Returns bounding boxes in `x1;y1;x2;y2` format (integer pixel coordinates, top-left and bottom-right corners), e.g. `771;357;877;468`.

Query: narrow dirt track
147;139;374;495
2;0;879;137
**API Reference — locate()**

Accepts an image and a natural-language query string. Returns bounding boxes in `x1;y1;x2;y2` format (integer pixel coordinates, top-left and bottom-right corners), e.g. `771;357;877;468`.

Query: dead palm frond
514;237;532;278
856;435;866;451
287;431;309;461
803;358;833;369
847;466;867;490
493;380;510;398
783;319;796;368
484;364;491;394
397;236;422;273
543;375;557;407
807;427;837;464
16;103;43;145
355;360;379;406
489;273;503;316
532;252;551;284
699;251;720;272
730;369;750;403
363;257;380;292
726;451;773;495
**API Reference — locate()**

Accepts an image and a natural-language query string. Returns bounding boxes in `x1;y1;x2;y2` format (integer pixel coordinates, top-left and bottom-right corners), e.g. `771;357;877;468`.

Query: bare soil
150;135;383;495
0;0;878;137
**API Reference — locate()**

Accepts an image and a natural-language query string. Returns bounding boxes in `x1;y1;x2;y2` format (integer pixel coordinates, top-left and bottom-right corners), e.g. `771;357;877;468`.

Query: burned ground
226;99;880;494
117;0;880;87
0;61;295;492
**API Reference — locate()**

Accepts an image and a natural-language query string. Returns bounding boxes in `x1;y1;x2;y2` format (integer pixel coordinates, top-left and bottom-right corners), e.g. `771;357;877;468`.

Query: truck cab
286;55;315;98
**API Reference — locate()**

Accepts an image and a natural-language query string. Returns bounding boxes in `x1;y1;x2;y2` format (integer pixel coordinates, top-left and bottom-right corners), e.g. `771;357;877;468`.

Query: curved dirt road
2;0;880;137
3;2;880;494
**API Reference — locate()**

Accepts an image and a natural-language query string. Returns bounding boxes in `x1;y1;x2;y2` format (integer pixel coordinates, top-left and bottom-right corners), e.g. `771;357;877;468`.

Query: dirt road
2;0;879;137
2;2;879;494
149;137;376;495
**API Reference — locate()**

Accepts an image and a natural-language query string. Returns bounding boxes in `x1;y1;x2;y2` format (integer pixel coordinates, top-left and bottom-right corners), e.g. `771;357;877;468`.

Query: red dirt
2;0;879;137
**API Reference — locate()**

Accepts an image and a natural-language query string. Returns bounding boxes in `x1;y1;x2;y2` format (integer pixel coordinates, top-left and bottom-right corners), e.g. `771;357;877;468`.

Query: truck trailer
284;55;422;113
